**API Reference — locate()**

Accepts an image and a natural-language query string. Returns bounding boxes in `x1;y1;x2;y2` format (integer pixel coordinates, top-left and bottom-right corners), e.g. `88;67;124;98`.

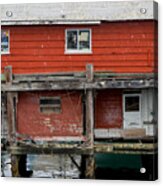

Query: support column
7;92;16;143
85;64;94;147
6;92;18;144
11;154;32;177
84;64;95;179
11;155;21;177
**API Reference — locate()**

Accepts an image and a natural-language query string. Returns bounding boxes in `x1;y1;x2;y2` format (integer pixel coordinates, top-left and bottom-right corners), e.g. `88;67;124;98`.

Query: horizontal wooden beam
7;141;157;155
1;71;156;82
94;142;158;153
94;128;148;139
12;72;156;81
1;78;156;91
7;145;93;155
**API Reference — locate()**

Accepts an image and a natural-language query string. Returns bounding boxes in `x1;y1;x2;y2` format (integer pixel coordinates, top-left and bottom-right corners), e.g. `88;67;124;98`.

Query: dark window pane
40;97;61;114
79;30;90;50
40;97;61;105
40;107;61;114
125;96;139;112
1;30;9;53
67;31;77;49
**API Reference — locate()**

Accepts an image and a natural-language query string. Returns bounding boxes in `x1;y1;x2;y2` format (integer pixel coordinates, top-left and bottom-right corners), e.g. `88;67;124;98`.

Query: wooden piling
85;64;94;147
6;92;18;144
84;64;95;178
11;155;21;177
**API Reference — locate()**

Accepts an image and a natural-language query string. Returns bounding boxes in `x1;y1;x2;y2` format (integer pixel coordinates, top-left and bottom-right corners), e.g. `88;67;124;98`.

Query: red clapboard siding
17;91;83;137
1;21;157;74
95;90;123;129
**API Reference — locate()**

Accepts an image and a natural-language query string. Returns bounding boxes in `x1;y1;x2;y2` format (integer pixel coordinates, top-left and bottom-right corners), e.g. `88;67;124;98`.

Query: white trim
123;93;142;129
33;136;86;142
1;29;10;55
65;50;92;55
2;21;101;26
1;1;158;25
123;93;141;112
65;28;92;54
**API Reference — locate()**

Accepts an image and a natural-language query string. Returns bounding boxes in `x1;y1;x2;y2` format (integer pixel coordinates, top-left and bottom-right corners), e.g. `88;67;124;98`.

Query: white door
123;94;142;129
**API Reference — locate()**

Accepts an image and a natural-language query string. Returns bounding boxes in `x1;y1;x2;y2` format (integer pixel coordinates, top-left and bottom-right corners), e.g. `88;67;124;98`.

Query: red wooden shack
1;1;158;178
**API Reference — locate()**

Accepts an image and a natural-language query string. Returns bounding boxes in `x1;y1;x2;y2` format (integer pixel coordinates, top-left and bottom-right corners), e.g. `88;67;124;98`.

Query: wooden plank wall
95;90;122;129
17;91;83;138
1;21;157;74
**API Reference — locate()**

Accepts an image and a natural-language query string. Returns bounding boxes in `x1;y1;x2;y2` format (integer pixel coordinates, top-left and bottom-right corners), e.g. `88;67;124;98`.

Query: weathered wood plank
1;78;156;91
94;128;147;139
11;155;21;177
7;142;157;155
84;155;95;179
6;92;16;143
85;64;94;147
94;142;157;152
8;145;93;155
4;66;13;84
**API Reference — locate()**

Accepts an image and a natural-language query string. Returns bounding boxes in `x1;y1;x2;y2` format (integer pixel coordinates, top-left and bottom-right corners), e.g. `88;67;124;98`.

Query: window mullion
77;29;79;50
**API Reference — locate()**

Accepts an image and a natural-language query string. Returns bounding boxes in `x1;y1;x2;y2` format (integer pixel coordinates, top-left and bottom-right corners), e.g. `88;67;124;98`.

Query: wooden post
7;92;15;143
11;155;21;177
4;66;12;85
85;64;94;147
11;154;31;177
6;92;17;144
85;91;94;147
84;64;95;178
80;154;95;179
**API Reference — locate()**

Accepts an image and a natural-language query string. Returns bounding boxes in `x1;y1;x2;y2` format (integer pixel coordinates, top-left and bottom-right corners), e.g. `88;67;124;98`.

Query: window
40;97;61;114
1;30;9;54
125;96;140;112
65;29;91;53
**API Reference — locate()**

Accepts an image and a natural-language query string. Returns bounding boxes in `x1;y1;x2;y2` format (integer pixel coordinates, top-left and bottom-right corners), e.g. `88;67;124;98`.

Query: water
1;152;81;178
1;152;156;180
1;152;12;177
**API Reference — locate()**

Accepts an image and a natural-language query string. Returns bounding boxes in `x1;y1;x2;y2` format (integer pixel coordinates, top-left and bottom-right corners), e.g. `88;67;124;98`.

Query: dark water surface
1;152;157;180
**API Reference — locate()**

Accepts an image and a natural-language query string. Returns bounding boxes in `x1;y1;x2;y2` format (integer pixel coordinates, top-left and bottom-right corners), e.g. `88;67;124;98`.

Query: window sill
64;50;92;55
1;52;10;55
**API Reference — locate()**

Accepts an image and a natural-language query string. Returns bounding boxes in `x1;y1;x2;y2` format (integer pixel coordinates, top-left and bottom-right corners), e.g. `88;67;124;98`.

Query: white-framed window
124;95;140;112
1;30;10;54
65;29;92;54
123;93;142;129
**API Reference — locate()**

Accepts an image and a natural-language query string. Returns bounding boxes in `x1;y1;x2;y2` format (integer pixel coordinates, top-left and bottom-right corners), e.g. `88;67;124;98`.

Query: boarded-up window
1;30;9;54
40;97;61;114
66;29;91;53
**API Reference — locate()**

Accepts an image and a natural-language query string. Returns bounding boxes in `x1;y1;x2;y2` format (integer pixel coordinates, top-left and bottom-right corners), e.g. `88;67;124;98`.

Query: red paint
95;90;123;129
1;21;157;74
17;91;83;138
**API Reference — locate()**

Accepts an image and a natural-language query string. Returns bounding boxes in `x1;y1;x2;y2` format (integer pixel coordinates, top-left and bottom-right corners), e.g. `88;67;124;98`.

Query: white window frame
123;93;142;129
1;30;10;55
123;94;141;113
65;29;92;54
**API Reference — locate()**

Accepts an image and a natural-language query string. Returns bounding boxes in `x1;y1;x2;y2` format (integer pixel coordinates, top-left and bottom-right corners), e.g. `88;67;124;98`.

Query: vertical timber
7;92;16;143
84;64;95;178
